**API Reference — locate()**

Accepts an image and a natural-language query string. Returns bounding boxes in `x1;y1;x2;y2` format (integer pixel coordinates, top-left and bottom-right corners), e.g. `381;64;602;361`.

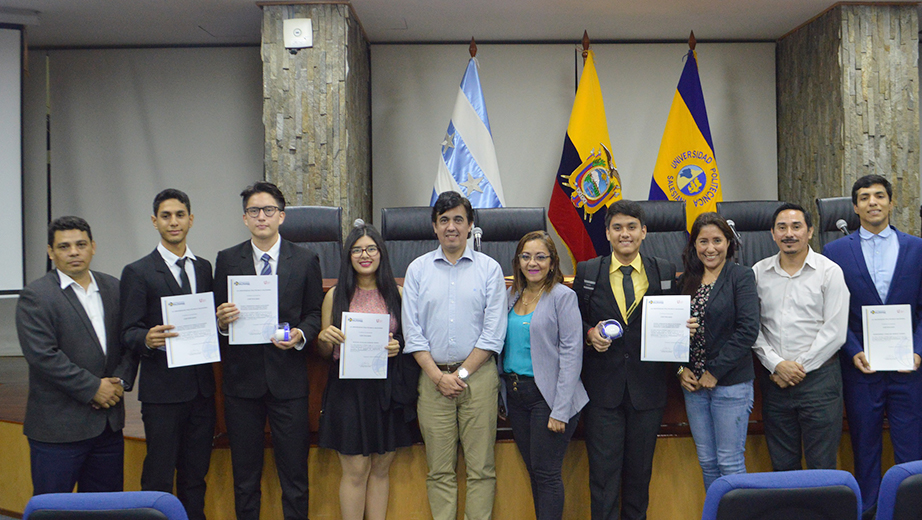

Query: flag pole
688;30;696;50
582;31;590;63
469;37;477;58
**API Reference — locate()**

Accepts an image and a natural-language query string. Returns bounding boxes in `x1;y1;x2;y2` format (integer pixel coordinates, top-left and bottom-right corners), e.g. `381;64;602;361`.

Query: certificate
227;275;278;345
339;312;390;379
640;295;691;362
862;304;915;371
161;292;221;368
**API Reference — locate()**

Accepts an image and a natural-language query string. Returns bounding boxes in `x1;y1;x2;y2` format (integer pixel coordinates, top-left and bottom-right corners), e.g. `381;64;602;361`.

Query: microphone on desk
836;219;850;236
472;227;483;252
726;219;743;246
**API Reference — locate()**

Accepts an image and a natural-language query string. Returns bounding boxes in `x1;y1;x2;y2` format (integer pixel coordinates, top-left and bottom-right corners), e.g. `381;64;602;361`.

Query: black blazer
678;261;759;386
575;254;677;410
120;250;216;404
16;270;136;443
214;239;323;399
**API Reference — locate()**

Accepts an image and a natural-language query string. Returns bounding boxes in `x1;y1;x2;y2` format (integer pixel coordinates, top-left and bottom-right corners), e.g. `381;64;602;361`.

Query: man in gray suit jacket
16;216;136;495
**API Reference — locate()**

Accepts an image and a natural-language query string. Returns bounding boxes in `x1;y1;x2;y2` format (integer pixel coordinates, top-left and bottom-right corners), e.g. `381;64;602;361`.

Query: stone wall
262;4;371;236
777;4;919;235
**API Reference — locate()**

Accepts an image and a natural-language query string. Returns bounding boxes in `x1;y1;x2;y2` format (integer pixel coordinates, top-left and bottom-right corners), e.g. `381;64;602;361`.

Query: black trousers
506;376;579;520
760;360;843;471
225;393;310;520
140;394;216;520
583;387;663;520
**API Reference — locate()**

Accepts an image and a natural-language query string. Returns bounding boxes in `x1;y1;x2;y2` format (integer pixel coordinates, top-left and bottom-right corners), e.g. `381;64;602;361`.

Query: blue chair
701;470;862;520
24;491;188;520
876;460;922;520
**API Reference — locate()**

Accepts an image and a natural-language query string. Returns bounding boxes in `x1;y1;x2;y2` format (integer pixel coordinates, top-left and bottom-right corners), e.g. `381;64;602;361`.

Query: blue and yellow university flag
649;48;722;231
549;50;622;265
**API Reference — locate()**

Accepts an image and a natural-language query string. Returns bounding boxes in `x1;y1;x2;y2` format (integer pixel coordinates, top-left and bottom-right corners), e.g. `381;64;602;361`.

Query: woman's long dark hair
680;212;737;295
330;221;402;330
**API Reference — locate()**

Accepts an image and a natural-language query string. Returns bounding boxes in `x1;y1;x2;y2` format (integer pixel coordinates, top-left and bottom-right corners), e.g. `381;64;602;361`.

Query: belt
502;372;533;382
436;362;464;372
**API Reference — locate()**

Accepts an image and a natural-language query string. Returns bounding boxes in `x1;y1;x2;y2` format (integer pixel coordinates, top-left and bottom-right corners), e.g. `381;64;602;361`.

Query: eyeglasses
519;253;550;263
245;206;280;218
350;245;380;257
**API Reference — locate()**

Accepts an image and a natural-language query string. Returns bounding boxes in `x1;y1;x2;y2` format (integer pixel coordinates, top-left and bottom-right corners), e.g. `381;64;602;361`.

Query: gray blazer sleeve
16;285;100;404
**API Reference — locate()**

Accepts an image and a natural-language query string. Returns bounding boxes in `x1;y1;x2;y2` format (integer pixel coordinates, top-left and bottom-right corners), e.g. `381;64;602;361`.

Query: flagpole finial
582;31;590;60
469;38;477;58
688;31;696;50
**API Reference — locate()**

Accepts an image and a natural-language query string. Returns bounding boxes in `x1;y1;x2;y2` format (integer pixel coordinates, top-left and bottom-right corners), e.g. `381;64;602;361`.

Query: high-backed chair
24;491;189;520
701;470;862;520
636;200;687;268
380;206;439;278
816;196;859;250
474;207;546;276
716;200;784;267
279;206;343;279
876;460;922;520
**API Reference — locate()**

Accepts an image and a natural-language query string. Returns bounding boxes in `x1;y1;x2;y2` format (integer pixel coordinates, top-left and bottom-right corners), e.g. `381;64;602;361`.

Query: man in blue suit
823;174;922;519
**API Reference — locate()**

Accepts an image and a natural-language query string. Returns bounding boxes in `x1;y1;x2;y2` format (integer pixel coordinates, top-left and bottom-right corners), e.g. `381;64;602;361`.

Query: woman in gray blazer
500;231;589;520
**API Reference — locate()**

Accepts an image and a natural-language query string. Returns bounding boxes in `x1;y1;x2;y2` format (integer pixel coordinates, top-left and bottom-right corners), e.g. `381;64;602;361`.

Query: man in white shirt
752;202;849;470
17;216;136;495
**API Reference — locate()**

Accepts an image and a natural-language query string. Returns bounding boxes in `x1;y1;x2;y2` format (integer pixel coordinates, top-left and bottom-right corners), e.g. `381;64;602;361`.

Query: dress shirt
860;225;899;303
752;248;849;373
251;237;281;275
608;253;649;322
157;242;198;293
402;246;507;363
57;269;107;353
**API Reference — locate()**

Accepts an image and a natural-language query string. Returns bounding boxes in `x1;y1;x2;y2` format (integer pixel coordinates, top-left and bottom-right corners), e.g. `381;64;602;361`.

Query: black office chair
380;206;439;278
636;200;687;268
816;196;859;250
279;206;343;278
474;207;547;276
716;200;784;267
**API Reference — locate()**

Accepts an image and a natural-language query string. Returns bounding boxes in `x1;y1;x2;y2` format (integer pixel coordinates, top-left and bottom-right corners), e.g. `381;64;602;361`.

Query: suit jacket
575;254;676;410
678;261;759;386
823;226;922;383
214;239;323;399
16;270;136;443
500;283;589;422
120;249;216;403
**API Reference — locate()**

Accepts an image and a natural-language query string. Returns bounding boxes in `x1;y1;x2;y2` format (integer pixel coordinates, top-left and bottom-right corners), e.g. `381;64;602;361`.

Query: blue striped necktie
260;253;272;276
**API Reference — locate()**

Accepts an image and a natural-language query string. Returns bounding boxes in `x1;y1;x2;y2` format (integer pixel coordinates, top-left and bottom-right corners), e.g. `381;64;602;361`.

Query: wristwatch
458;367;470;381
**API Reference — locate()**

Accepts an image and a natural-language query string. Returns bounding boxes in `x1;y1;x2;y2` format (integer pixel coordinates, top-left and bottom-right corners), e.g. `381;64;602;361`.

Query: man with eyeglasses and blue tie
120;189;216;520
214;181;323;520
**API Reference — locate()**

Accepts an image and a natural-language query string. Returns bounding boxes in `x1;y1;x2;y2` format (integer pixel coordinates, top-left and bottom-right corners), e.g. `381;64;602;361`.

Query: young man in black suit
120;189;216;520
17;216;136;495
573;200;678;520
214;181;323;520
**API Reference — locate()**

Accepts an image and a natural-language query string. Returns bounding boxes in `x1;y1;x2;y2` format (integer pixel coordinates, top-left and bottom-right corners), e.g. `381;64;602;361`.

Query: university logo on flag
431;57;505;208
548;49;622;265
649;46;722;231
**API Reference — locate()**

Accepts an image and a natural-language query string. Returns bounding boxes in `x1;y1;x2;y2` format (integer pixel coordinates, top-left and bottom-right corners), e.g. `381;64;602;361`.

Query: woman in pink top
317;220;416;520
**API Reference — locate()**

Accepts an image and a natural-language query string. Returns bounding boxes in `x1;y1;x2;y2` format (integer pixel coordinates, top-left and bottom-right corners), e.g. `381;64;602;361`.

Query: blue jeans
683;381;754;490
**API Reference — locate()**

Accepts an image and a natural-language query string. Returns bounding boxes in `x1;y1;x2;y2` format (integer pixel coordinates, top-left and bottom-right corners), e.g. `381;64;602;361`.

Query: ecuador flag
548;50;622;266
649;48;722;231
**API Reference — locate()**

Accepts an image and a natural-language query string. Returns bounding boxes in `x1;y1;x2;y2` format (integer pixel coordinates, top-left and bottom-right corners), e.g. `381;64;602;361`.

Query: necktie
620;265;635;315
176;257;192;295
260;253;272;276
